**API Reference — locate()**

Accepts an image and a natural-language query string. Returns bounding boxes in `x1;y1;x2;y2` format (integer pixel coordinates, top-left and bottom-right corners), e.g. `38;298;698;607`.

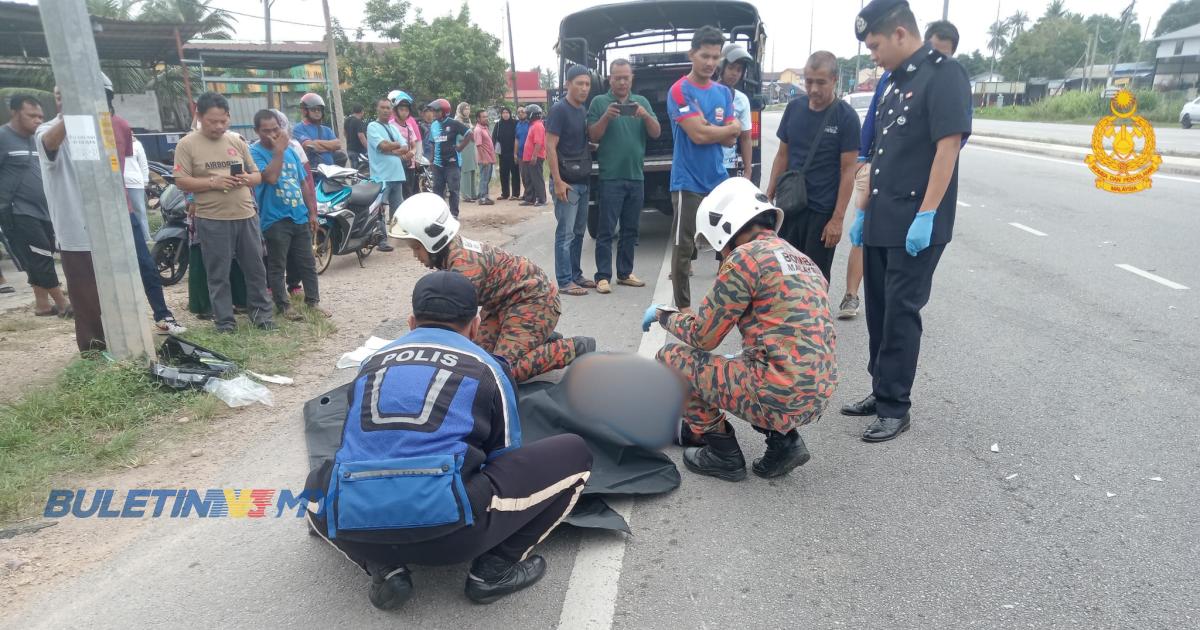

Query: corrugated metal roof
1151;23;1200;42
0;1;201;63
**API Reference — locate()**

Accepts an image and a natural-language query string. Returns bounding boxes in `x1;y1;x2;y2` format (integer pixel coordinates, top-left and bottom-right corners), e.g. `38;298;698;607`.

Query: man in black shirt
840;0;971;443
765;51;861;282
344;105;368;168
0;94;70;316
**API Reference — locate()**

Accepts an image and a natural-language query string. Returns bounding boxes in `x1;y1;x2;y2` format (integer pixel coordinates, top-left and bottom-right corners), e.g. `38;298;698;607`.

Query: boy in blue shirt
249;109;328;320
667;26;742;311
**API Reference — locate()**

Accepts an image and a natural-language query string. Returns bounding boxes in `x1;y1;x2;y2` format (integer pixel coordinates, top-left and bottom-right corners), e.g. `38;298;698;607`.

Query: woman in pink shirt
473;110;496;205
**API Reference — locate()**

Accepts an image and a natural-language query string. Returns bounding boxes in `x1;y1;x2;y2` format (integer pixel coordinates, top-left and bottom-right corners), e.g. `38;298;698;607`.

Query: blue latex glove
905;210;937;256
642;304;663;333
849;209;865;247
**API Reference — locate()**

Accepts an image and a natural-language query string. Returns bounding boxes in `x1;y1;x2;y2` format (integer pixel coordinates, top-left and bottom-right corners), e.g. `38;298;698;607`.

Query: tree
1154;0;1200;36
1084;13;1146;64
987;20;1012;58
339;3;508;113
1000;17;1089;79
1043;0;1067;21
363;0;411;40
955;50;989;77
1008;11;1030;35
139;0;235;39
539;67;557;90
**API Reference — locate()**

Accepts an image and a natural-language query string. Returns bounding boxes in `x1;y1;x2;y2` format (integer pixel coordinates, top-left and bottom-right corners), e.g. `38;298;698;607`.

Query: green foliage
340;3;508;113
955;51;989;78
1154;0;1200;36
1000;17;1089;79
975;89;1189;125
139;0;235;39
0;88;57;125
539;67;557;90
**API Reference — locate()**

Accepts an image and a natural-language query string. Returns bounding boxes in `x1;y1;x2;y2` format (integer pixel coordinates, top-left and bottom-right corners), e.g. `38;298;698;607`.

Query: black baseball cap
412;271;478;322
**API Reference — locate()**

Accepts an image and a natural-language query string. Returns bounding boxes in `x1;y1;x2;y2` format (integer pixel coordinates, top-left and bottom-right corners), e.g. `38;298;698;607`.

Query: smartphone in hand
617;103;639;117
230;163;244;176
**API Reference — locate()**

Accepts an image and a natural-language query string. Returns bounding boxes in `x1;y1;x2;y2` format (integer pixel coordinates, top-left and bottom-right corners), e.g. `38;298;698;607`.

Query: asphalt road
5;114;1200;630
971;118;1200;156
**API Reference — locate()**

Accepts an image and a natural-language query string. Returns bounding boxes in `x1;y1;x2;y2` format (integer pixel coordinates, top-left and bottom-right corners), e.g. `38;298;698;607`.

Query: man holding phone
174;92;276;333
587;59;661;295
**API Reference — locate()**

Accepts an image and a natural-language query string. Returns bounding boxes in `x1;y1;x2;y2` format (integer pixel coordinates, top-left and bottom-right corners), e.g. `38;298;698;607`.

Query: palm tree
1007;11;1030;35
987;20;1011;57
1043;0;1067;21
138;0;236;39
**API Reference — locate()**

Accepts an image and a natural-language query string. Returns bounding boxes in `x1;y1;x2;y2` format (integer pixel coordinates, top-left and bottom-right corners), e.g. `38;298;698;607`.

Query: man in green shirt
587;59;662;294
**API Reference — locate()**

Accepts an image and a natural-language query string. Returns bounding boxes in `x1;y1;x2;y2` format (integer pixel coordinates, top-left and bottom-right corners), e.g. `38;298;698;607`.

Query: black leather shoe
840;394;877;416
752;430;811;478
683;427;746;481
861;414;911;443
465;554;547;604
367;565;414;610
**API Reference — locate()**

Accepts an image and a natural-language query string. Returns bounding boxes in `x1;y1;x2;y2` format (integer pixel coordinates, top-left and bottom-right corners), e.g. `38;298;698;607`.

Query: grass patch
0;303;336;522
0;316;44;334
976;89;1190;126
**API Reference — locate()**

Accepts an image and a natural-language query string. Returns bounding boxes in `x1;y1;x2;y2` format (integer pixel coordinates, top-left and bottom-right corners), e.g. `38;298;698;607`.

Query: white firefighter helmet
388;192;461;253
694;177;783;252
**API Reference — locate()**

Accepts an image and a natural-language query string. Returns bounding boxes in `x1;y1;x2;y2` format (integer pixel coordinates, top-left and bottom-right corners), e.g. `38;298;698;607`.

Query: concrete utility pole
943;0;950;21
854;0;864;89
264;0;273;110
506;2;518;105
321;0;345;139
1110;0;1136;89
37;0;156;361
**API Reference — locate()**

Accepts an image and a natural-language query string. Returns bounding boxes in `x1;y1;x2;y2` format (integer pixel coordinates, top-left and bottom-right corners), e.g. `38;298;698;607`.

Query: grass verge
0;302;335;522
975;89;1189;126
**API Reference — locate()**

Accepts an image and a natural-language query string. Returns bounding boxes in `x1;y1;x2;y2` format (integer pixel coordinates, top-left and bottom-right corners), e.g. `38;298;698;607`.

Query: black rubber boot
572;336;597;357
752;429;811;478
464;553;547;604
683;425;746;481
367;564;414;611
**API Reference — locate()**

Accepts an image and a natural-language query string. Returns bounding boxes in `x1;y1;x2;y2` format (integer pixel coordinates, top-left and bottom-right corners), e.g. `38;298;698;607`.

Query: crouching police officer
646;178;838;481
305;271;592;609
390;192;595;382
842;0;971;442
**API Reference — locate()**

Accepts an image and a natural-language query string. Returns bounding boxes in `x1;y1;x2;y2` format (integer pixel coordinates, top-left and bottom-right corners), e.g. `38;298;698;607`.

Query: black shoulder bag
556;109;592;185
774;103;838;216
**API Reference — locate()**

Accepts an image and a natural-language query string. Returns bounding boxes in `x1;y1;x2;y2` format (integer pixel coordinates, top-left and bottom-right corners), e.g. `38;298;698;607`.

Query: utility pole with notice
264;0;274;110
321;0;345;139
37;0;157;361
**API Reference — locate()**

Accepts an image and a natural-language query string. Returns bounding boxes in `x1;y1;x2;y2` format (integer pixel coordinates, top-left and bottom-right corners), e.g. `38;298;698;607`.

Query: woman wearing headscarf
456;102;478;203
494;107;520;200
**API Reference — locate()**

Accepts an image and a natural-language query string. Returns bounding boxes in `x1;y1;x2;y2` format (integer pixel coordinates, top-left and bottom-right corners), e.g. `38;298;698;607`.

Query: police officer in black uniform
840;0;971;442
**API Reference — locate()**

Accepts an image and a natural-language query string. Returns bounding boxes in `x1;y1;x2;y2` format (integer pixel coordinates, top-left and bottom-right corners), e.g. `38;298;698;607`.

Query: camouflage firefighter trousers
475;302;577;383
657;343;824;435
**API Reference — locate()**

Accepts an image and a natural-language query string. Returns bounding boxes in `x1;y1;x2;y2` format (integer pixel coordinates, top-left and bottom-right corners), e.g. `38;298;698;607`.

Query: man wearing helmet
645;178;837;481
426;99;472;218
390;193;596;382
294;93;343;166
717;44;754;181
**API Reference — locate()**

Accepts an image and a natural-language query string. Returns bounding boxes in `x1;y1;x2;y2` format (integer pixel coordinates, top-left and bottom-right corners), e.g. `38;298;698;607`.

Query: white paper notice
63;115;100;161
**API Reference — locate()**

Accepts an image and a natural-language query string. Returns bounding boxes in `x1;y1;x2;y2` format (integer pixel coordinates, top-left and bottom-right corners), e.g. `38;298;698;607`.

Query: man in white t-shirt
718;44;754;180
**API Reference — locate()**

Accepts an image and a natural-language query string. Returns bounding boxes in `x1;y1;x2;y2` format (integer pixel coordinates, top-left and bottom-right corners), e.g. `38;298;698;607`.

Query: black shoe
377;242;395;252
675;419;706;447
465;554;546;604
840;394;877;416
861;414;911;443
255;321;278;331
752;430;811;478
547;331;564;343
572;336;596;357
215;325;235;334
682;426;746;481
367;565;414;611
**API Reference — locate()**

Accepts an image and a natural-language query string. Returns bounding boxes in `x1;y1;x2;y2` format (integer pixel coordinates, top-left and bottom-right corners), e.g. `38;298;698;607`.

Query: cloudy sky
211;0;1175;72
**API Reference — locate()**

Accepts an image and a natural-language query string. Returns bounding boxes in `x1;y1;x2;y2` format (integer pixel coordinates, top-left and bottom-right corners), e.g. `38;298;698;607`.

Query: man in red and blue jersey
667;26;743;312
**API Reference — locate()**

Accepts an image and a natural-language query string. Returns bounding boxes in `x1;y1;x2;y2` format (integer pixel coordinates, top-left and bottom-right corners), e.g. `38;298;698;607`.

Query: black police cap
856;0;910;42
412;271;478;322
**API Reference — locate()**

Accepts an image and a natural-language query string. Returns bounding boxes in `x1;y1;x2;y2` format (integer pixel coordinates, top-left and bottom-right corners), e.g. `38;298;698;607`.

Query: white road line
964;145;1200;185
556;238;675;630
1115;264;1189;290
957;201;972;207
1007;222;1047;237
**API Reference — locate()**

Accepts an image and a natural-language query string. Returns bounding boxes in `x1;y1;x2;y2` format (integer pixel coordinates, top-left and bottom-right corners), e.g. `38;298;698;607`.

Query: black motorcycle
150;184;189;285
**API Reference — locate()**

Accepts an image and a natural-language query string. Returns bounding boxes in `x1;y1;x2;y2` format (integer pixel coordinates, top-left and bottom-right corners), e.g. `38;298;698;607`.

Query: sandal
561;283;588;296
0;283;14;294
576;278;598;289
34;305;59;317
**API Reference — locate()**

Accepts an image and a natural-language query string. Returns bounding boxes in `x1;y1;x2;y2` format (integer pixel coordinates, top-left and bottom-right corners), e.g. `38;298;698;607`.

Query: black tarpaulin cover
303;379;680;533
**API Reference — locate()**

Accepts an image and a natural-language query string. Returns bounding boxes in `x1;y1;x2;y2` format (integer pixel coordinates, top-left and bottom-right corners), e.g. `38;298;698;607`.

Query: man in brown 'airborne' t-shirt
173;92;275;332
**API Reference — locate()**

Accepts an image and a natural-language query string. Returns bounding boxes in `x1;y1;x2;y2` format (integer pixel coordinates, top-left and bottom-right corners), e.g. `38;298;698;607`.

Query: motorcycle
414;154;434;193
145;160;173;211
311;164;387;274
150;184;190;285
